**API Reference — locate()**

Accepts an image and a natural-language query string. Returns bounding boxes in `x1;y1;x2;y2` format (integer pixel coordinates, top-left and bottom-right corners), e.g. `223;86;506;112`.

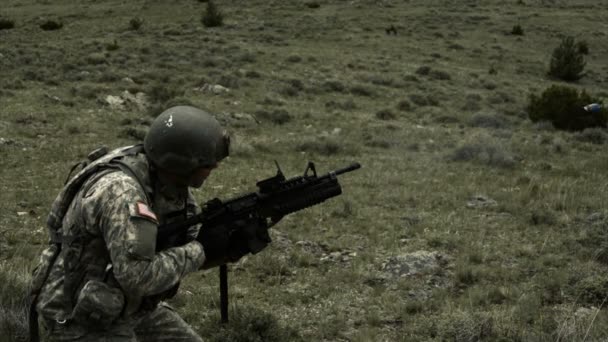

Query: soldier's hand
197;217;271;266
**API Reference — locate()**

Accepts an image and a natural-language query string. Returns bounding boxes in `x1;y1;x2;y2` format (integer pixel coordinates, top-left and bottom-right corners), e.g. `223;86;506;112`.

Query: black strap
28;297;40;342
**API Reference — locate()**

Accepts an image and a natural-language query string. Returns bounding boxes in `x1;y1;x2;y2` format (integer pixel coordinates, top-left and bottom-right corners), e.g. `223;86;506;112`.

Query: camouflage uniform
36;148;206;341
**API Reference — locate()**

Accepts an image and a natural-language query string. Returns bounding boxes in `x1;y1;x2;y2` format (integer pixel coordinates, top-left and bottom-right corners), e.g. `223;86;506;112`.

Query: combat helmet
144;106;230;175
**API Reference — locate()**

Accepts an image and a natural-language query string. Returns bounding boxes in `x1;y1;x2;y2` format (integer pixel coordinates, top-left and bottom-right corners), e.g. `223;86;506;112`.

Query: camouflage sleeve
81;172;206;297
186;190;202;241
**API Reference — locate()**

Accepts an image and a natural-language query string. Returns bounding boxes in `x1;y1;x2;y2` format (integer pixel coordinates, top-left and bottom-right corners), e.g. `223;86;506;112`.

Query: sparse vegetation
548;36;586;81
2;1;608;341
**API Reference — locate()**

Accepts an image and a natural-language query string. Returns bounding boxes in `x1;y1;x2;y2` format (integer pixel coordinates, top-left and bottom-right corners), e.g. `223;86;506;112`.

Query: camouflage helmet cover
144;106;230;175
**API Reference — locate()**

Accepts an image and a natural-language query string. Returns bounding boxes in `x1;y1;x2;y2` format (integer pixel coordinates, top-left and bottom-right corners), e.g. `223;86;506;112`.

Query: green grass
1;0;608;340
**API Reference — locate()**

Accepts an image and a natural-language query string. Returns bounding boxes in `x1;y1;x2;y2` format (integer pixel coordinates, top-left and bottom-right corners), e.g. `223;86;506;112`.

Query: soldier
30;106;259;341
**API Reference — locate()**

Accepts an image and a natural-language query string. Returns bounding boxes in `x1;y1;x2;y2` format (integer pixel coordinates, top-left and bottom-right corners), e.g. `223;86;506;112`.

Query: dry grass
1;0;608;340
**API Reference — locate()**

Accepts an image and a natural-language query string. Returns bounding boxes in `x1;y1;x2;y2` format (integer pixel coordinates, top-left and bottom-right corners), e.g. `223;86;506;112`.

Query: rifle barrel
332;162;361;176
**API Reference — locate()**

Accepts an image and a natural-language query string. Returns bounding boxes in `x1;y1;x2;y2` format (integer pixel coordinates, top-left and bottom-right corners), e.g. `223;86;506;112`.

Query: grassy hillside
1;0;608;340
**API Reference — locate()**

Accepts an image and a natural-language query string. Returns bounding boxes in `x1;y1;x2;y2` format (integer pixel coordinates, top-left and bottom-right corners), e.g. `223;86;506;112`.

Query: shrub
527;85;607;131
198;305;302;341
375;109;396;120
468;113;510;129
430;70;451;80
0;18;15;30
396;100;412;111
128;17;143;31
415;66;431;76
577;40;589;55
511;24;524;36
548;36;586;81
305;1;321;8
296;138;343;156
574;127;608;144
40;19;63;31
254;109;292;125
201;1;223;28
322;80;346;92
448;140;516;168
105;39;119;51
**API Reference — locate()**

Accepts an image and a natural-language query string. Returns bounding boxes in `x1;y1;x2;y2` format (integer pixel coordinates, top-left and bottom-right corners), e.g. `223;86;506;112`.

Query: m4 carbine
156;161;361;322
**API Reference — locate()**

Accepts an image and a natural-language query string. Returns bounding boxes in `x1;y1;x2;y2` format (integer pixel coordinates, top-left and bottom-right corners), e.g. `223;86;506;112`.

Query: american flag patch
136;202;158;222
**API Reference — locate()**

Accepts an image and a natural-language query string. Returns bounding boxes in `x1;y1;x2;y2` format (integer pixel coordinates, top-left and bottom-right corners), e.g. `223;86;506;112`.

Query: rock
466;194;497;209
320;249;357;264
0;138;15;145
381;250;443;278
44;93;61;102
575;307;596;319
105;95;125;110
295;240;327;255
122;77;135;84
105;91;150;111
195;84;230;95
121;91;150;111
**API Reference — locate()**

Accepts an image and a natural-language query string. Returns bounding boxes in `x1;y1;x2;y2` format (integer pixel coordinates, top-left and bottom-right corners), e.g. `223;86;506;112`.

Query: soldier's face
188;164;218;188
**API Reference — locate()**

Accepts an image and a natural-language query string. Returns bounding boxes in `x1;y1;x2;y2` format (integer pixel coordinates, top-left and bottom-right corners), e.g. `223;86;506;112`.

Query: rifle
156;161;361;322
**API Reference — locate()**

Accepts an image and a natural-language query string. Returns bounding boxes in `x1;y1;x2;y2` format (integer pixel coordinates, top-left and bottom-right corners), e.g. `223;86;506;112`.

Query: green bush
527;85;606;131
577;40;590;55
548;36;586;81
0;18;15;30
511;24;524;36
201;1;223;28
40;19;63;31
128;17;143;31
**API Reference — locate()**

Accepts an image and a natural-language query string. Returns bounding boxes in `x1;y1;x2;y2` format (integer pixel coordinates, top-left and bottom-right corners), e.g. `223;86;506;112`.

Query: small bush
105;39;119;51
349;84;375;97
40;19;63;31
254;109;292;125
201;1;223;28
409;94;439;106
548;36;586;81
415;66;431;76
511;24;524;36
574;275;608;306
147;83;185;105
375;109;396;120
449;140;516;168
121;127;147;141
296;138;343;156
429;70;451;81
468;113;510;129
286;55;302;63
128;17;144;31
527;85;607;131
575;127;608;145
322;80;346;93
85;52;107;65
577;40;589;55
325;99;356;111
0;18;15;30
305;1;321;8
396;100;412;111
